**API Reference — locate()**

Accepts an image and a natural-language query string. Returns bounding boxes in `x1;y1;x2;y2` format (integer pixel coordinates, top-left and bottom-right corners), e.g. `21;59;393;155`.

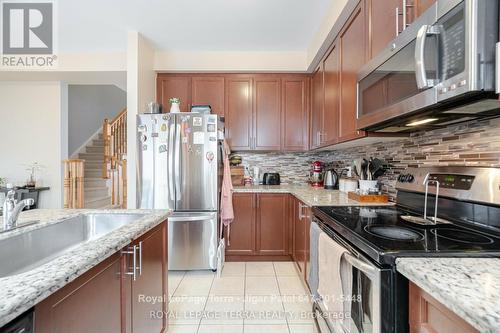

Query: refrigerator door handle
175;123;182;201
168;122;175;201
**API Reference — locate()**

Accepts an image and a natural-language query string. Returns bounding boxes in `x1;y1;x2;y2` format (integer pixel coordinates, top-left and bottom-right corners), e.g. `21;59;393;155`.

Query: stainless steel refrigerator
137;113;222;270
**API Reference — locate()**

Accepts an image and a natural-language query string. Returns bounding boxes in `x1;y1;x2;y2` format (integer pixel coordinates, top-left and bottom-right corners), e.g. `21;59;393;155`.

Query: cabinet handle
122;245;137;281
395;7;400;36
298;203;306;220
138;241;143;276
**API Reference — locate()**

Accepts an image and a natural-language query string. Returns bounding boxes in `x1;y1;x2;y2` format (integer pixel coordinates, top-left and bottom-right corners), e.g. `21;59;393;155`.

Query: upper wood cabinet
157;76;192;112
254;77;282;151
311;66;324;149
192;76;225;116
322;43;340;146
282;76;309;151
225;77;254;151
367;0;402;59
339;2;367;142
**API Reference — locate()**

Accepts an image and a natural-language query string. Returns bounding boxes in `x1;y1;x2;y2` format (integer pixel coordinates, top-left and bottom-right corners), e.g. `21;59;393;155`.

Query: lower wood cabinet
35;221;168;333
409;282;479;333
226;193;288;260
291;197;312;283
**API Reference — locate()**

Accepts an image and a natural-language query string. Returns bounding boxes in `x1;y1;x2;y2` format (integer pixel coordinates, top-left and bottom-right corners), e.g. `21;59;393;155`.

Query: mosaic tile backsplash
236;117;500;201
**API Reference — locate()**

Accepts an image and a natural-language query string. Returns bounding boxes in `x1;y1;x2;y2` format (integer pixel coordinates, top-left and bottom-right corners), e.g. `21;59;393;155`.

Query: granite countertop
233;184;394;207
0;209;170;327
397;257;500;333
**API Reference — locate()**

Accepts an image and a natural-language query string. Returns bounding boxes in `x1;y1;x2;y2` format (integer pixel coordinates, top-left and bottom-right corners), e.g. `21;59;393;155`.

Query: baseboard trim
226;255;292;262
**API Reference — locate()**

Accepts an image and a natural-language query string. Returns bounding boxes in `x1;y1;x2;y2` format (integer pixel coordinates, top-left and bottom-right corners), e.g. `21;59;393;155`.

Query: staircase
78;133;113;208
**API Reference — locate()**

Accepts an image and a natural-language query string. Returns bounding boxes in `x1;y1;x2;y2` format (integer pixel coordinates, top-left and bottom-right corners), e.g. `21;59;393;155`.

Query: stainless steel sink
0;213;146;278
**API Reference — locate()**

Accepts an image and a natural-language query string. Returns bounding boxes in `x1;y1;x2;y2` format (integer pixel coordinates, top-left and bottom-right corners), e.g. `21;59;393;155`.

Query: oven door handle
343;252;378;278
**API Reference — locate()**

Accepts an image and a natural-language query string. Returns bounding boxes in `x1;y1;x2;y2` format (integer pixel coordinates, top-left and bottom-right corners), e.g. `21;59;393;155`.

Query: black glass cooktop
314;205;500;265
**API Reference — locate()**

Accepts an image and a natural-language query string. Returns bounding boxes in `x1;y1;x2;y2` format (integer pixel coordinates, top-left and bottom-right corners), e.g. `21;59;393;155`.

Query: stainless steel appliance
357;0;500;132
310;166;500;332
262;173;280;185
323;169;339;190
137;113;223;270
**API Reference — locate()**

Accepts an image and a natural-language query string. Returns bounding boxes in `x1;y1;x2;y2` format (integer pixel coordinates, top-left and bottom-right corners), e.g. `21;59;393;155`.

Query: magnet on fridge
151;132;159;137
142;144;148;151
193;117;203;127
160;124;167;132
159;145;167;153
182;137;188;144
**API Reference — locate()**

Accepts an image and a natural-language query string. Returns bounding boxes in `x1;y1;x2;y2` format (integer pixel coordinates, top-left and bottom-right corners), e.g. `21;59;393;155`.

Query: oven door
312;219;395;333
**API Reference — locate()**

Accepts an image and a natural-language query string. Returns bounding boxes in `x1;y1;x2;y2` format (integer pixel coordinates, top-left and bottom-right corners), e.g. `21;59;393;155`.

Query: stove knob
397;174;404;182
407;174;414;183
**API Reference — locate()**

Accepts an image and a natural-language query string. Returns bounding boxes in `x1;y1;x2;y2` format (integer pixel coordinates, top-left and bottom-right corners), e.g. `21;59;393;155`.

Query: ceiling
58;0;333;53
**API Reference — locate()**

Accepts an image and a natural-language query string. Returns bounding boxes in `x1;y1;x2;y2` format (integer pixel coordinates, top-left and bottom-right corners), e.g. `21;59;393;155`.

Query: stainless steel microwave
357;0;499;133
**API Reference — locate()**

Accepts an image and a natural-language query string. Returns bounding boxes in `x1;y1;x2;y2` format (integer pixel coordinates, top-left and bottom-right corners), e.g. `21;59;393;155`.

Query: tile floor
167;262;314;333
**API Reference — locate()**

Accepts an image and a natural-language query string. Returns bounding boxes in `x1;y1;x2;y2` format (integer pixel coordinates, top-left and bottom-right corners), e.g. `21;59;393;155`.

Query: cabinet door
225;77;253;150
282;76;309;151
157;75;191;112
192;76;225;116
256;194;288;256
293;199;306;273
322;43;340;146
367;0;402;59
254;77;282;150
339;3;367;143
35;254;123;333
409;282;479;333
226;193;256;256
311;66;324;148
414;0;436;21
131;223;167;333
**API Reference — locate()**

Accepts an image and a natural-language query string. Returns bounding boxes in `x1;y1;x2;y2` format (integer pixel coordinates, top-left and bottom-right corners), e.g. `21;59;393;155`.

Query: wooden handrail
63;159;84;208
103;108;127;208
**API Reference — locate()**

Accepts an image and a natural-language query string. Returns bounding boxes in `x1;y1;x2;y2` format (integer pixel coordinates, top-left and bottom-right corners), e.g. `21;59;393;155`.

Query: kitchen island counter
0;209;170;327
397;257;500;333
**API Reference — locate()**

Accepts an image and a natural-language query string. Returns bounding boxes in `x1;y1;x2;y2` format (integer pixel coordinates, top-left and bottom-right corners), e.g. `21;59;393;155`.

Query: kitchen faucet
2;190;34;231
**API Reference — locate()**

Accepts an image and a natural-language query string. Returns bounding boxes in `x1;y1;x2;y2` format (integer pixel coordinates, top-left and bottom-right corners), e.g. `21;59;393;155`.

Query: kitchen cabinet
225;193;256;256
282;76;309;151
129;224;167;332
157;73;309;152
157;76;191;112
254;77;282;150
225;77;253;150
311;66;324;149
303;205;312;285
226;193;288;260
409;282;479;333
367;0;402;59
322;43;340;146
292;197;306;273
414;0;436;21
192;76;225;116
338;2;367;142
35;222;168;333
256;193;288;256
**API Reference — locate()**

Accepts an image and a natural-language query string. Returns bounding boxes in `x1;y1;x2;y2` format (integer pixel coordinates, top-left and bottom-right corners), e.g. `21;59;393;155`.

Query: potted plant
169;97;181;113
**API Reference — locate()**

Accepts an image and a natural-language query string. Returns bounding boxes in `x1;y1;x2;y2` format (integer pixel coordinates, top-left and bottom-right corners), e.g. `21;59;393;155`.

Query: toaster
263;173;280;185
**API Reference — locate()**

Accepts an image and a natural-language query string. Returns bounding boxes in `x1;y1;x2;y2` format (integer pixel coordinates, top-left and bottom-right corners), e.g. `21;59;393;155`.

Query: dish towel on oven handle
318;232;351;322
220;140;234;244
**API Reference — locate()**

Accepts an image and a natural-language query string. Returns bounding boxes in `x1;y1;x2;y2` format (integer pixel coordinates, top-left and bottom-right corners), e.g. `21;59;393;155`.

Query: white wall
126;32;156;208
0;82;68;208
